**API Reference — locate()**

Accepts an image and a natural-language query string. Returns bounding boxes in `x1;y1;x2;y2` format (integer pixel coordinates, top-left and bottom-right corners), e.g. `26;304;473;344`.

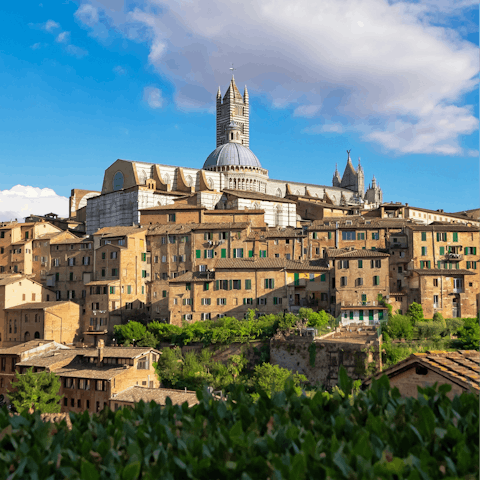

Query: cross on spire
229;63;236;79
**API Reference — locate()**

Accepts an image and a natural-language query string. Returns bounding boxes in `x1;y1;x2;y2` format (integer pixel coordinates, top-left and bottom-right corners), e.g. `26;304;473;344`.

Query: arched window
231;133;234;140
34;331;40;339
24;332;30;342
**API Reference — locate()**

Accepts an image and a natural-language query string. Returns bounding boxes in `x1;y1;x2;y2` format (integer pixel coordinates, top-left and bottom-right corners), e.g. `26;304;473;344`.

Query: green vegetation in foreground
0;368;477;479
114;308;336;348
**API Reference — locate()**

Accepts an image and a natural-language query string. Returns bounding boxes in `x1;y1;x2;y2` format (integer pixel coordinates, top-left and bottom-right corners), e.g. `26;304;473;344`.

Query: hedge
0;370;478;479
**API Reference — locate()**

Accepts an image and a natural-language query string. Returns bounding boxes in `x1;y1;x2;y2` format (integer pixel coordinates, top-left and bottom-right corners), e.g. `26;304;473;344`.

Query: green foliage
406;302;424;325
298;308;330;328
7;368;62;414
251;363;307;397
417;321;444;342
377;294;393;319
456;318;480;350
385;314;414;340
114;321;148;346
0;374;477;479
444;317;464;337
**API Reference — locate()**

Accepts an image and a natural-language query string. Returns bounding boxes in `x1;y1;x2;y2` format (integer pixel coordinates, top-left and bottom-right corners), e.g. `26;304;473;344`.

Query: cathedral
79;76;383;234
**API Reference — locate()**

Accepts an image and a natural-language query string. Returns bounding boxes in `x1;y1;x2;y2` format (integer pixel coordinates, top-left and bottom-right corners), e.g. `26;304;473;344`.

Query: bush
444;317;464;337
456;318;480;350
0;370;477;479
406;302;424;325
416;321;444;341
385;314;414;340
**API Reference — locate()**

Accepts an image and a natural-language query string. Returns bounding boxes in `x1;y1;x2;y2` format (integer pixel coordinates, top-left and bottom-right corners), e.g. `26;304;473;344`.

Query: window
233;248;244;258
465;247;477;255
204;249;214;259
101;252;106;260
244;279;252;290
433;279;438;287
436;232;447;241
371;232;379;240
312;232;317;239
328;232;332;240
338;260;349;269
259;250;267;258
264;278;274;289
285;254;291;260
309;273;315;282
168;214;176;222
232;280;241;290
320;274;326;282
357;232;365;240
173;255;178;263
398;266;403;274
219;232;229;240
217;298;227;305
67;257;75;266
342;231;355;241
420;261;431;269
340;276;347;287
453;232;458;242
421;247;427;256
127;285;132;294
258;298;267;305
69;272;74;281
201;313;211;320
101;269;106;277
370;259;381;268
373;276;380;286
118;239;125;246
421;232;427;241
168;236;176;244
201;298;211;305
204;233;213;241
355;278;363;286
203;282;210;291
315;248;320;255
433;295;439;308
110;251;118;259
358;260;363;269
112;268;118;276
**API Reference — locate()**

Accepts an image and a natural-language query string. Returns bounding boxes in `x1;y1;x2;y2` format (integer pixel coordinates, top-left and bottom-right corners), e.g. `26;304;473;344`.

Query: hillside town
0;77;478;415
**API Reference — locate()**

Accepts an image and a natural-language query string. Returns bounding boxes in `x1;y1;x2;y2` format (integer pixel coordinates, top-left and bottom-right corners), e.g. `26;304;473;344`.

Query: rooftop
111;387;199;407
223;189;295;204
5;301;71;310
94;226;147;237
326;248;389;258
412;269;477;276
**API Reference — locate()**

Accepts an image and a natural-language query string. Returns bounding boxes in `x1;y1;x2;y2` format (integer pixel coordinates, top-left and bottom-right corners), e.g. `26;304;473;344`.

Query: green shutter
456;263;459;270
246;279;251;290
243;298;246;305
453;232;458;242
436;233;440;241
240;249;244;258
264;279;268;289
320;274;325;282
271;279;274;289
358;260;363;268
196;250;201;259
328;232;332;239
233;249;236;258
229;280;232;290
273;297;277;305
467;261;471;269
221;249;226;258
473;262;477;269
428;261;431;269
440;246;444;255
204;250;207;258
248;250;253;258
473;247;477;255
215;280;219;290
205;282;209;291
421;232;426;241
437;261;441;269
359;310;364;320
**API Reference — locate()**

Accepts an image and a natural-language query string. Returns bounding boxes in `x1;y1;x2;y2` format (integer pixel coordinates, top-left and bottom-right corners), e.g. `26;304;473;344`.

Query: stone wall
270;330;381;390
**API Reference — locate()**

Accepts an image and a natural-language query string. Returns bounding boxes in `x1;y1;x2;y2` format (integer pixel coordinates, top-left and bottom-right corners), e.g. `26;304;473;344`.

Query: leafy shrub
385;314;414;340
251;363;307;397
407;302;424;325
455;318;480;350
416;321;445;341
0;370;477;479
444;317;464;337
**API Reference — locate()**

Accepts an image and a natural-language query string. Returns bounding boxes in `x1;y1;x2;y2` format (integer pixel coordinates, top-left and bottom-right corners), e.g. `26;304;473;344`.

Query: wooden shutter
440;247;444;255
221;249;226;258
233;249;236;258
196;250;201;258
453;232;458;242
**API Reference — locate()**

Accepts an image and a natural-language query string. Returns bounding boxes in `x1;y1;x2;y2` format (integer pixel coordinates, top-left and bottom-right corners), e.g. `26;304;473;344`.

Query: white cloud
55;31;70;43
75;4;99;26
0;185;69;222
303;123;345;134
293;105;322;118
78;0;478;155
66;44;89;58
30;42;42;50
143;87;163;108
44;19;60;31
113;65;126;75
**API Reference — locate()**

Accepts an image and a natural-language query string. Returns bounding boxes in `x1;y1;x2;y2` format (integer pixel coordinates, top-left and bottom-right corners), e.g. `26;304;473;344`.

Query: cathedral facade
83;76;383;234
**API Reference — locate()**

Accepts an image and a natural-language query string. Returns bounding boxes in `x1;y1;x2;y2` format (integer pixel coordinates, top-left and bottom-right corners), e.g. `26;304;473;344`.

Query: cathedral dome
203;143;262;169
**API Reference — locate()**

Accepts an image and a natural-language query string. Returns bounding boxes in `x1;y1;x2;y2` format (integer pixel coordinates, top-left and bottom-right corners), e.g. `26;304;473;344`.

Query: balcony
444;253;463;262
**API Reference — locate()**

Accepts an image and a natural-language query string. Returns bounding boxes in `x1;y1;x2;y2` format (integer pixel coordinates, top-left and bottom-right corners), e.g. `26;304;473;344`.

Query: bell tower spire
216;66;249;148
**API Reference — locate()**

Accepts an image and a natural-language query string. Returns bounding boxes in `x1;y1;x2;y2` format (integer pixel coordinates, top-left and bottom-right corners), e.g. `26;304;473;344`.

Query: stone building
0;275;55;347
4;301;80;346
82;76;382;234
363;350;479;399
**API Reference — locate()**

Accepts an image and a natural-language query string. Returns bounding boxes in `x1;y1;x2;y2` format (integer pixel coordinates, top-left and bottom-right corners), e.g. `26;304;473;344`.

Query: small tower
216;74;249;148
332;164;341;187
365;175;383;205
357;157;365;199
224;121;242;144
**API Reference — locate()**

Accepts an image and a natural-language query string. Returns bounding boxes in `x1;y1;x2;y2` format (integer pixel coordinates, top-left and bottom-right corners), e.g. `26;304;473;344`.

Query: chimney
97;339;105;366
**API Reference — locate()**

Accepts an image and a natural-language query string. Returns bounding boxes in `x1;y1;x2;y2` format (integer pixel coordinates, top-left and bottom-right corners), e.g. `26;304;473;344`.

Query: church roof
223;77;242;101
203;143;261;168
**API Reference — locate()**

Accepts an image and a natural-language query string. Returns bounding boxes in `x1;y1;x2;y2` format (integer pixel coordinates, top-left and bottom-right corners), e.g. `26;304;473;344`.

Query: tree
154;347;183;386
7;368;62;414
406;302;424;325
137;331;158;348
456;318;480;350
252;363;306;397
385;314;414;340
299;308;330;328
114;321;147;345
432;312;447;333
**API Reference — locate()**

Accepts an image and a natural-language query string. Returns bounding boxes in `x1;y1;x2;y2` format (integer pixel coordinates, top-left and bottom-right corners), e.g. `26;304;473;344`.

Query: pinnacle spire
217;86;221;98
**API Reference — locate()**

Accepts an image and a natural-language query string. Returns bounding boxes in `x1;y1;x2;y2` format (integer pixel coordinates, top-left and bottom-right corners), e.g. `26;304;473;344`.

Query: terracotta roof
50;237;88;245
407;224;479;232
0;340;56;355
332;249;389;258
223;189;295;204
141;204;205;211
0;275;29;286
169;271;215;283
309;218;411;230
363;350;480;393
94;226;147;237
412;269;477;276
85;280;120;286
16;350;79;367
214;258;328;271
204;209;264;215
111;387;199;407
11;240;30;246
146;223;249;234
78;347;161;359
247;227;305;239
405;206;480;222
5;301;71;310
55;364;130;380
35;232;68;241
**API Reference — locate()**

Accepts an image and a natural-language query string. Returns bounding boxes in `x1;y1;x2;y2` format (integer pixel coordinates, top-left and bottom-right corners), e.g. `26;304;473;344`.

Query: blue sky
0;0;478;220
